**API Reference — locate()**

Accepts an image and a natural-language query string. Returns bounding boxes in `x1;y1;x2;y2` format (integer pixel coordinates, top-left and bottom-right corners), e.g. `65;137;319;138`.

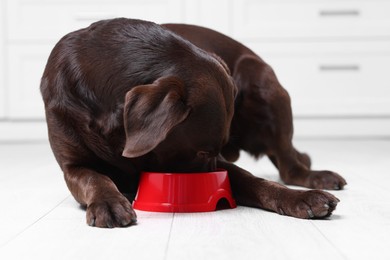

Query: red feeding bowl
133;169;236;213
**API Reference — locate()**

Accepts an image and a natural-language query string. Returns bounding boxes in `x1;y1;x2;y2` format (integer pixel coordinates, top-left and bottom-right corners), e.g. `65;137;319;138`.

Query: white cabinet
1;0;390;139
247;41;390;117
4;0;185;119
183;0;231;35
229;0;390;119
0;0;5;119
7;44;52;119
232;0;390;40
6;0;184;42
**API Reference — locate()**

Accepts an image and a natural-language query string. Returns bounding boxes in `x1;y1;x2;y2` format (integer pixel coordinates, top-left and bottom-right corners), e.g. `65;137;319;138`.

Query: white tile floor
1;139;390;260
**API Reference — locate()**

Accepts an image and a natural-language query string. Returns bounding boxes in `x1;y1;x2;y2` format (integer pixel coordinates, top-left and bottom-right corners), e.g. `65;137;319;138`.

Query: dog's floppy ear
122;76;191;158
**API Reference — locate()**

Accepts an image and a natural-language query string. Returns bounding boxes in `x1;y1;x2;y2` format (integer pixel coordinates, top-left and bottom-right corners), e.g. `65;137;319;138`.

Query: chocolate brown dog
163;24;347;191
41;18;341;228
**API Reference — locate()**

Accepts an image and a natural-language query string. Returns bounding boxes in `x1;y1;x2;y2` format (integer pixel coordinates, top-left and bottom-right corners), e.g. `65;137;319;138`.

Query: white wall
1;0;390;141
0;0;5;119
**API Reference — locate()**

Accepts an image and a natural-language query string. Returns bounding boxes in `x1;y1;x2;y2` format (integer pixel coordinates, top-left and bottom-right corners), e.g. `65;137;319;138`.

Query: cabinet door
7;44;53;119
272;54;390;117
232;0;390;40
246;41;390;117
7;0;184;42
184;0;231;35
0;1;5;119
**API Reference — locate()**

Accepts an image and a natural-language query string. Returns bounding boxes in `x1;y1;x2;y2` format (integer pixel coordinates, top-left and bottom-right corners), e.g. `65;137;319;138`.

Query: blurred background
0;0;390;142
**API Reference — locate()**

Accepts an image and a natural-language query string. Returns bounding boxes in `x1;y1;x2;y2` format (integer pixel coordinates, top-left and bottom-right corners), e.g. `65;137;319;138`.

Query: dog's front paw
308;170;347;190
277;189;339;219
86;194;137;228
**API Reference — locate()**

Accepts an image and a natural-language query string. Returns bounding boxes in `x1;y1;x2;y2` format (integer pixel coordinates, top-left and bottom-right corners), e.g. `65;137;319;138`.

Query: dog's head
122;55;236;172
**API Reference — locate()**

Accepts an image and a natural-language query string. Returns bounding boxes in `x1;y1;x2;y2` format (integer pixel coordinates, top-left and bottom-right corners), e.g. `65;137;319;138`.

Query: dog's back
163;24;257;72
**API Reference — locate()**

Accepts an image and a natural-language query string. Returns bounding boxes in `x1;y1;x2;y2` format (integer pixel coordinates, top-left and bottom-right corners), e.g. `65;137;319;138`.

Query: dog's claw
307;209;314;218
121;217;137;227
89;218;96;227
278;208;285;215
107;221;114;228
121;220;130;227
318;210;330;217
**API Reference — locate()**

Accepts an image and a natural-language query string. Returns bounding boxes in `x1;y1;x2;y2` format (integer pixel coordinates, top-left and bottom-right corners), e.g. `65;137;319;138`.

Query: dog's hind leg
231;55;346;190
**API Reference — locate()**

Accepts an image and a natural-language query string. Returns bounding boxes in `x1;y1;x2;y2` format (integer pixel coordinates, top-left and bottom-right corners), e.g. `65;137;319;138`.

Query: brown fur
163;24;347;190
41;18;343;228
